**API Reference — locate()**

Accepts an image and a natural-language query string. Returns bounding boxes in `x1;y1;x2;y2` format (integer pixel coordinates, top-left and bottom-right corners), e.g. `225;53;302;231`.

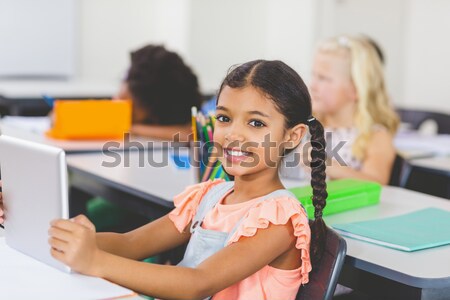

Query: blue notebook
332;208;450;252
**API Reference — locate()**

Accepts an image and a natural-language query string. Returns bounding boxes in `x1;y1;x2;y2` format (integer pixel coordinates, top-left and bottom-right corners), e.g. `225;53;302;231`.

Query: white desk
67;149;197;218
0;80;118;116
395;132;450;158
410;157;450;175
0;230;134;299
67;149;197;202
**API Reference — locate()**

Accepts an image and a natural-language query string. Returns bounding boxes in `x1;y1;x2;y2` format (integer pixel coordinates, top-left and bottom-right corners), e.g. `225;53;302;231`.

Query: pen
191;107;198;142
42;94;55;108
206;125;213;142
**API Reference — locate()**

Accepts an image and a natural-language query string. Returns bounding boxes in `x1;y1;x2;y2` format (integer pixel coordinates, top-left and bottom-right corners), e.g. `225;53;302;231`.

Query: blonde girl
309;35;399;184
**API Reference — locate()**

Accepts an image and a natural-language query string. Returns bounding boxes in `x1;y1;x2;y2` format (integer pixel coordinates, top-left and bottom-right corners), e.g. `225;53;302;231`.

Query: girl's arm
60;215;190;261
327;130;396;184
50;216;296;300
131;123;191;141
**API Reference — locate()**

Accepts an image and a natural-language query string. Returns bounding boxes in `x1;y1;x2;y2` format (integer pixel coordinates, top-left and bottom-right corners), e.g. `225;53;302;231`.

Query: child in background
116;44;203;141
287;35;399;185
88;45;204;233
40;60;328;299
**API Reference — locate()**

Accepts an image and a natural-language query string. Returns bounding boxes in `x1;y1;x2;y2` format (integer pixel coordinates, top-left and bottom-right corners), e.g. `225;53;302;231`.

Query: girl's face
309;52;357;116
214;86;304;179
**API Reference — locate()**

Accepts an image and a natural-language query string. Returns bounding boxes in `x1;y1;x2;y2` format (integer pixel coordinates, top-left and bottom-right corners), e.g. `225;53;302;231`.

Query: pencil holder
191;107;230;183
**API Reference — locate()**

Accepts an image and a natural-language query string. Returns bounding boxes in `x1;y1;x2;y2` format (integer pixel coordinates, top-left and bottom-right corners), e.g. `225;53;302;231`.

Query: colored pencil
191;106;198;142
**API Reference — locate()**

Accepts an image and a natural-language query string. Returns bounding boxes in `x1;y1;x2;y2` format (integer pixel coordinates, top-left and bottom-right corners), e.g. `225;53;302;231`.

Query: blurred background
0;0;449;112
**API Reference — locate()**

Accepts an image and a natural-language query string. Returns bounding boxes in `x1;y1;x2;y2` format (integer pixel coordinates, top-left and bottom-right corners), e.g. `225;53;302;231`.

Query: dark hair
218;60;328;264
126;45;202;125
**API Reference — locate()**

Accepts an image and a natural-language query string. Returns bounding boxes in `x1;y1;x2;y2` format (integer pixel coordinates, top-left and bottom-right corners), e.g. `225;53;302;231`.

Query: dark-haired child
116;44;202;141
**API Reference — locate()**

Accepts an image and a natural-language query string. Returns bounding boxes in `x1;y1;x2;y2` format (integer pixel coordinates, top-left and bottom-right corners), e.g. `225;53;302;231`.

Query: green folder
332;208;450;252
289;179;381;219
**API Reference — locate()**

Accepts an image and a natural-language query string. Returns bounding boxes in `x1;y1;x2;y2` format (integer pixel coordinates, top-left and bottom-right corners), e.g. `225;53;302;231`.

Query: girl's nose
225;129;245;143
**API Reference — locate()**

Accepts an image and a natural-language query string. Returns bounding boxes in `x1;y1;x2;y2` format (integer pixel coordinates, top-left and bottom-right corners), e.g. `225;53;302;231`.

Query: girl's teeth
228;150;248;156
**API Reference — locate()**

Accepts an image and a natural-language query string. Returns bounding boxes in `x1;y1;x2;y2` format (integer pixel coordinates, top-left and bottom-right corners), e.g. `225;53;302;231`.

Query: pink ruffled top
169;179;312;300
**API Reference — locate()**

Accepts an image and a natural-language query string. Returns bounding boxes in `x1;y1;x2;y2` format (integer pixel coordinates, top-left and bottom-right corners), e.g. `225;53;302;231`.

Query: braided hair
218;60;328;263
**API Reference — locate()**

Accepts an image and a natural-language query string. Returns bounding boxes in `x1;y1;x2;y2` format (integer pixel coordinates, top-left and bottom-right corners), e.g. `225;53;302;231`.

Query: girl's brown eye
216;115;230;123
249;120;265;127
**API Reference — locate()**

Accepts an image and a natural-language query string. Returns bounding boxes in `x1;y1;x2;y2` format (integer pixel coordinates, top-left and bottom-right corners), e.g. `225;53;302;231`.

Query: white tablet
0;135;70;272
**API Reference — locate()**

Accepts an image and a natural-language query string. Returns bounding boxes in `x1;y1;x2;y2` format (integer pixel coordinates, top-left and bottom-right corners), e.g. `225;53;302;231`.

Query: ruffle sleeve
226;197;312;284
169;179;225;233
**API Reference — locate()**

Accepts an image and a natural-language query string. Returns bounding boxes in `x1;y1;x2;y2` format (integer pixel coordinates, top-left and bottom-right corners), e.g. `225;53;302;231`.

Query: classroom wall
187;0;316;93
78;0;316;94
0;0;77;78
187;0;268;93
76;0;449;111
79;0;190;85
403;0;450;112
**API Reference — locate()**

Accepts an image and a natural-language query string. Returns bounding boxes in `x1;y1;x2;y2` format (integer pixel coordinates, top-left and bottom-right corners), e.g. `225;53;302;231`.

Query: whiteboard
0;0;76;78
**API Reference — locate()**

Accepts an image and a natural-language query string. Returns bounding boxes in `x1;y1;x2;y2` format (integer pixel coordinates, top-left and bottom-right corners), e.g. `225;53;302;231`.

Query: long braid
308;118;328;264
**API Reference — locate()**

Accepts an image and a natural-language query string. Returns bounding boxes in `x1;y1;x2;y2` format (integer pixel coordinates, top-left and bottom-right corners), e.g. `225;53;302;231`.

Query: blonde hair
316;35;399;160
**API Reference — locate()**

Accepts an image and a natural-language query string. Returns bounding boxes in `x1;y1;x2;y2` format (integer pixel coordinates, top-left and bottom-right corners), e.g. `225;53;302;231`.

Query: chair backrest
389;153;411;187
296;225;347;300
396;108;450;134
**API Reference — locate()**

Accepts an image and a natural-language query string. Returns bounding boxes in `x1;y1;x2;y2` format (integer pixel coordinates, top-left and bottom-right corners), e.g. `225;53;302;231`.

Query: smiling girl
45;60;328;300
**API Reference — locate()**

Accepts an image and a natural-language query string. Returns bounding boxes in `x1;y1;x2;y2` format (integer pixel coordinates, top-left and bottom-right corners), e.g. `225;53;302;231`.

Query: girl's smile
223;147;253;163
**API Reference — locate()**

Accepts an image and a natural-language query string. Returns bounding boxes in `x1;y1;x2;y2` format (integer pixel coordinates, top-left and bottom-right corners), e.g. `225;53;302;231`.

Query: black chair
388;153;411;188
396;108;450;134
296;225;347;300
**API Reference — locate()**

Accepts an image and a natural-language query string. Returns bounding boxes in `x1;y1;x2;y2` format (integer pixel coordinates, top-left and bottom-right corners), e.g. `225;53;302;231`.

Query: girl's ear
283;124;308;151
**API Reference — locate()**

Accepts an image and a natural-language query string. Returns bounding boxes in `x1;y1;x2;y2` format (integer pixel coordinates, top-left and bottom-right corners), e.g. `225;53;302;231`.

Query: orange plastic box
46;99;132;140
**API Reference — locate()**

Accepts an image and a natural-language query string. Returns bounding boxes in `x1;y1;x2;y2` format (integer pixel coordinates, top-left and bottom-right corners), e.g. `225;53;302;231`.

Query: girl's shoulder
366;126;395;152
226;193;312;284
227;193;309;245
169;179;226;233
368;124;394;144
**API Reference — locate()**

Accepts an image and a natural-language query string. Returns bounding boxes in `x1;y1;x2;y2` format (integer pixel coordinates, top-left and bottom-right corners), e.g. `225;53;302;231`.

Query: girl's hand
49;214;103;276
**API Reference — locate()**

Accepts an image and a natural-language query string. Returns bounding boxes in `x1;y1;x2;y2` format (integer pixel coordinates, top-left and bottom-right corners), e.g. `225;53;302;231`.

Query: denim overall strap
189;181;235;233
225;189;300;245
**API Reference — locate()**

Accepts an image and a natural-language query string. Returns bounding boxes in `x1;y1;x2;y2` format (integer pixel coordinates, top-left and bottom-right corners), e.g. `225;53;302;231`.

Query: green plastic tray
288;179;382;219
